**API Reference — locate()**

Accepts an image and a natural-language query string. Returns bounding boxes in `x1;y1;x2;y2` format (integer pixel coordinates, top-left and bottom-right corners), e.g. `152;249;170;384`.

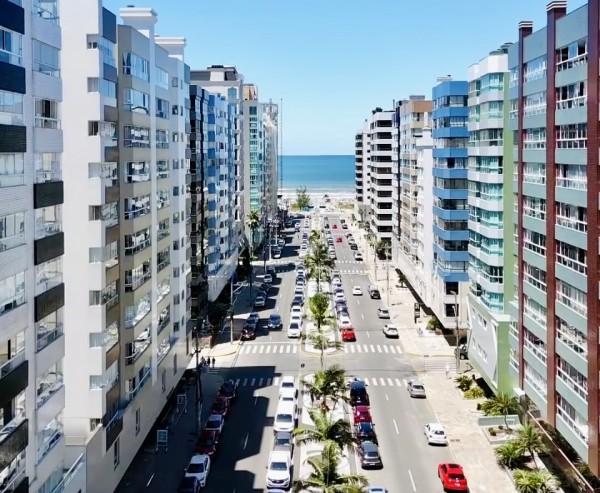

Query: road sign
177;393;188;414
156;429;168;452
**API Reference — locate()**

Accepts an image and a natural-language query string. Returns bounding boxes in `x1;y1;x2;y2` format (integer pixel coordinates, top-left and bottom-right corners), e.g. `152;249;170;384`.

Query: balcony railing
125;335;151;365
37;427;63;464
0;234;25;252
37;374;64;409
126;368;151;402
37;325;63;353
51;453;85;493
0;350;26;378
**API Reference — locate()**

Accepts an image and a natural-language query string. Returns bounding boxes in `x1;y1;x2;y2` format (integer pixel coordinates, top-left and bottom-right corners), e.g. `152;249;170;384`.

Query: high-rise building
354;121;371;224
466;45;514;393
354;132;364;205
431;76;470;330
262;100;279;219
392;96;432;266
367;108;394;242
507;0;597;473
61;6;190;491
0;0;86;491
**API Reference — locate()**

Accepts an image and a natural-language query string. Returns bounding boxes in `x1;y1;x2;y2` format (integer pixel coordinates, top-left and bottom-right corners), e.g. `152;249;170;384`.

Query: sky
103;0;587;155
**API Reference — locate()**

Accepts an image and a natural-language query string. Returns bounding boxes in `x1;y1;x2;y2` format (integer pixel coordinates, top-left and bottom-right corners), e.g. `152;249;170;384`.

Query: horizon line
282;154;353;157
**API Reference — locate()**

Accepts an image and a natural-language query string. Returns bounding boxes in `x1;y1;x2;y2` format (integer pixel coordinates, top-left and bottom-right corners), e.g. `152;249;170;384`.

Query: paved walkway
342;216;516;493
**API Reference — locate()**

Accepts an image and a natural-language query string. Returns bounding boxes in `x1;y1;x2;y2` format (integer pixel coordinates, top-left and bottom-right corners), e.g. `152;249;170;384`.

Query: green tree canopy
295;186;312;210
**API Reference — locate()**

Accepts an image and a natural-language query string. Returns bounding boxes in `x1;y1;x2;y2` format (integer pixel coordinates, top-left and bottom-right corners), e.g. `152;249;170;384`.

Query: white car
339;315;352;328
377;307;390;319
273;401;297;433
383;324;399;338
287;322;301;338
290;314;303;328
279;376;298;397
332;277;342;286
334;291;345;302
254;294;266;307
266;450;292;489
299;250;307;259
264;274;273;284
354;253;364;261
424;423;448;445
367;488;389;493
279;386;297;404
290;306;303;318
352;286;363;296
185;454;211;487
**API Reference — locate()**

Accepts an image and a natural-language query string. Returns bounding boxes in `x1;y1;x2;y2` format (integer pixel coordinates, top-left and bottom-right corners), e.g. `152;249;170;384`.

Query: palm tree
305;241;334;291
305;365;349;411
480;392;519;430
494;440;525;469
513;469;560;493
294;408;357;452
246;210;260;258
309;229;320;245
516;424;547;470
293;441;368;493
309;293;334;368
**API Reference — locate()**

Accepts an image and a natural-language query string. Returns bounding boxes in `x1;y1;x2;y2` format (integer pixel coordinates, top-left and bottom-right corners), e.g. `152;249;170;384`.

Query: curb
208;343;241;357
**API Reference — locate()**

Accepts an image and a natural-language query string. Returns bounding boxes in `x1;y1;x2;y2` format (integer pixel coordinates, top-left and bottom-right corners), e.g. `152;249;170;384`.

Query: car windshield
413;385;424;390
187;463;205;473
270;315;280;322
289;324;299;329
199;438;214;446
433;430;445;435
275;437;290;446
449;474;465;480
282;382;294;388
280;396;294;402
277;414;293;422
365;452;379;458
270;462;288;471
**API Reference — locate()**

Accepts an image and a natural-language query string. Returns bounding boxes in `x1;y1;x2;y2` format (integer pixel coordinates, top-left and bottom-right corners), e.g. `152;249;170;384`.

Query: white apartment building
367;109;394;242
0;0;85;491
354;121;371;223
61;5;190;492
263;100;279;218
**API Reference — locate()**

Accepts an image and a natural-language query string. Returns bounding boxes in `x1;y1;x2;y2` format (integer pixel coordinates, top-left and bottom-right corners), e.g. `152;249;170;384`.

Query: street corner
208;341;242;357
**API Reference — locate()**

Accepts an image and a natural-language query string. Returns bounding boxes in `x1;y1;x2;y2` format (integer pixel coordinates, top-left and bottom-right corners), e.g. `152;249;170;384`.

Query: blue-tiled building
431;76;470;328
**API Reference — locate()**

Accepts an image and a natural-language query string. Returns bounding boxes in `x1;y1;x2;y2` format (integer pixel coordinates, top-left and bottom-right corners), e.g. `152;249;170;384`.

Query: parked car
354;252;363;261
177;476;201;493
349;379;370;406
353;405;372;424
210;397;231;418
287;322;301;338
352;286;363;296
355;422;378;444
204;414;224;437
424;423;448;446
268;313;283;330
455;344;469;360
273;431;294;457
254;294;266;307
218;379;238;402
357;441;383;469
196;430;218;456
336;237;342;243
382;324;399;338
407;380;426;399
341;327;356;342
377;307;390;319
264;274;273;284
266;450;292;490
438;463;469;491
241;326;256;340
279;376;298;398
184;454;211;487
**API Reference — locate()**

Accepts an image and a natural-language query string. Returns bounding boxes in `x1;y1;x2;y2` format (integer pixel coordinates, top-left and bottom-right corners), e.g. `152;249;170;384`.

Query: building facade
367;109;394;242
354;120;371;223
431;77;470;330
61;6;190;492
392;96;432;267
466;46;514;393
507;0;599;473
262;100;279;223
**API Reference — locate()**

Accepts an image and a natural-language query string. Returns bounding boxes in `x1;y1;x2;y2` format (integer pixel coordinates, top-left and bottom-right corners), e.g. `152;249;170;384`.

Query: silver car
407;380;426;398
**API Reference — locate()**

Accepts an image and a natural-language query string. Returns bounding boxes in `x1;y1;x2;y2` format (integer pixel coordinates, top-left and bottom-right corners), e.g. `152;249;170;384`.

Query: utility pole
452;291;460;373
194;319;203;435
386;244;391;307
229;277;234;344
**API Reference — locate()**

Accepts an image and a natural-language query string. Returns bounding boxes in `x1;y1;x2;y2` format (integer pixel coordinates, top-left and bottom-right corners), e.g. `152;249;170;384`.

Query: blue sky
104;0;587;155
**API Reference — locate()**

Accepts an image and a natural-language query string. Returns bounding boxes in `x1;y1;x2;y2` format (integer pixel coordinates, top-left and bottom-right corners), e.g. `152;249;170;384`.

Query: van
273;401;297;433
368;285;381;299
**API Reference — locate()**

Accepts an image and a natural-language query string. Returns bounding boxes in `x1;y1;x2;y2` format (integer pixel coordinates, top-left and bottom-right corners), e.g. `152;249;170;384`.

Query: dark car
260;282;271;293
218;379;238;402
349;379;370;406
350;243;358;250
358;441;383;469
355;422;378;444
196;429;218;456
292;295;304;307
247;312;260;324
241;325;256;340
268;313;283;330
273;431;294;457
211;397;231;418
455;344;469;360
177;476;201;493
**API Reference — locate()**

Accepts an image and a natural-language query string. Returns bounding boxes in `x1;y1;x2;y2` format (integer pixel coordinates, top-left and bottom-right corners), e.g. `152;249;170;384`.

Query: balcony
126;366;151;402
125;330;151;365
51;453;86;493
0;352;28;412
0;417;28;471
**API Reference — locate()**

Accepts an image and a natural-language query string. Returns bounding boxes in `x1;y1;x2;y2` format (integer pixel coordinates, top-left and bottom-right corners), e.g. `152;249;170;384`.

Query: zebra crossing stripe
379;378;386;386
364;378;370;385
376;345;382;353
395;378;402;386
383;346;389;353
235;379;241;386
273;377;280;386
242;378;248;386
266;378;272;386
286;346;291;353
372;378;378;386
258;378;264;386
369;345;376;352
265;346;271;354
250;378;256;386
357;346;363;353
387;378;394;386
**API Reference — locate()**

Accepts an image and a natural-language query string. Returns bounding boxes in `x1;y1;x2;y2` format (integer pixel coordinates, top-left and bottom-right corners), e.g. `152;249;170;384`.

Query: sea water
279;155;355;195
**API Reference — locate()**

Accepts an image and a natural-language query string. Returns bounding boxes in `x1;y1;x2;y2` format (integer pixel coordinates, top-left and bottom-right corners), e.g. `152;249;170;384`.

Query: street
202;212;454;492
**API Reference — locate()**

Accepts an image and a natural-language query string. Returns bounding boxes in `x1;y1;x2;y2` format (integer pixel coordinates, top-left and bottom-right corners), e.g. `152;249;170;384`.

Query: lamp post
450;290;460;373
194;319;204;435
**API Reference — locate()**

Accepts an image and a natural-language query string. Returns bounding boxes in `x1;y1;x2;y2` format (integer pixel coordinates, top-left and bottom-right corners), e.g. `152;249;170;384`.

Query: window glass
33;40;60;77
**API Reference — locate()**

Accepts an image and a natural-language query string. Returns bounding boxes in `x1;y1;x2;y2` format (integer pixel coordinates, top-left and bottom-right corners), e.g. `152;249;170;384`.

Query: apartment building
392;96;432;266
367;108;394;242
431;76;470;330
507;0;598;473
262;100;279;220
61;6;190;492
354;120;371;223
190;66;244;268
466;46;514;394
354;132;364;205
0;1;87;491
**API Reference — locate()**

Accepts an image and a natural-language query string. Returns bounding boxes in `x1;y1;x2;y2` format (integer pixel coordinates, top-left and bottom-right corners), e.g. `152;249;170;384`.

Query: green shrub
495;440;525;469
454;374;473;391
464;386;485;399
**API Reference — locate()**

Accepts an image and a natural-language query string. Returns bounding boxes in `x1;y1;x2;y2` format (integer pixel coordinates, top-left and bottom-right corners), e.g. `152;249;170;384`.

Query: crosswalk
226;375;406;388
421;355;456;373
239;343;299;355
343;344;402;355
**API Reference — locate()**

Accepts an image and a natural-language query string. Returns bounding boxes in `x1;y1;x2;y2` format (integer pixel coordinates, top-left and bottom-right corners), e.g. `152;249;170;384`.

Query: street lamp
450;290;460;373
194;319;204;435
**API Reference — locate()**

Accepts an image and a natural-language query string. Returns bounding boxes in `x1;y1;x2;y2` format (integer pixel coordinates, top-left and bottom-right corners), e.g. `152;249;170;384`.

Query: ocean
279;155;355;195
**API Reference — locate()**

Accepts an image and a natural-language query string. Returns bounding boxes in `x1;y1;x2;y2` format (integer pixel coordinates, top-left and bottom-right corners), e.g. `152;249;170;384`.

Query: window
556;81;586;110
523;228;546;256
556;240;587;274
35;98;60;129
123;125;150;148
124;195;150;220
113;438;120;469
87;35;116;67
156;130;169;149
0;27;23;66
122;52;150;81
124;228;151;256
124;292;151;328
123;88;150;114
556;123;587;149
88;121;117;140
125;161;150;183
33;0;59;24
0;271;26;316
155;67;169;89
556;38;588;72
33;40;60;77
157;160;169;180
157;189;170;209
35;205;62;239
523;55;546;83
87;78;117;99
135;408;140;435
556;279;587;317
522;162;545;184
0;211;25;251
0;90;23;125
556;164;586;190
125;260;151;292
34;152;61;183
523;128;545;149
156;98;170;119
556;316;587;357
0;153;25;188
35;256;63;296
523;92;546;117
556;202;587;232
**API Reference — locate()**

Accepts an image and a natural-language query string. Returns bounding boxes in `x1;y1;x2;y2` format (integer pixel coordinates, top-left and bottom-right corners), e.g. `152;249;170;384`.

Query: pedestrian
200;356;206;367
445;364;450;379
211;357;216;368
310;390;315;405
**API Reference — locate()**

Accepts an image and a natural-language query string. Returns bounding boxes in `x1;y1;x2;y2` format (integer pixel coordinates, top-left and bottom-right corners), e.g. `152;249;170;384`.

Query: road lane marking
369;345;375;352
242;378;248;386
269;336;272;341
266;378;272;386
350;346;355;353
383;346;389;353
243;433;249;450
379;378;386;386
395;378;402;387
274;377;280;386
363;378;370;385
265;346;271;354
252;346;258;354
235;379;241;385
250;378;256;386
361;313;365;319
408;469;417;491
371;378;378;386
357;345;363;353
254;396;258;405
385;394;389;401
376;345;382;353
389;346;397;354
356;299;360;305
258;378;264;386
366;332;370;339
285;345;290;353
387;378;394;386
393;419;400;435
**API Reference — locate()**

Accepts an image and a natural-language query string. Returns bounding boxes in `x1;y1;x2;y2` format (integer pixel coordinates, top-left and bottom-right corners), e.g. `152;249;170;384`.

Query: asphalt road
327;214;454;492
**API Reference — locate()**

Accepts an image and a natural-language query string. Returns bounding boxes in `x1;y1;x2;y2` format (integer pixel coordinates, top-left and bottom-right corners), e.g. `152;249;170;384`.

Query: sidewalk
344;217;516;493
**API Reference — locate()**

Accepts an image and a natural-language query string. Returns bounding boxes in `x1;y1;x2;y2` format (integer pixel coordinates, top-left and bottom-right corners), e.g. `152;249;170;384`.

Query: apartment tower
431;76;470;330
61;6;190;491
354;120;371;223
508;0;599;474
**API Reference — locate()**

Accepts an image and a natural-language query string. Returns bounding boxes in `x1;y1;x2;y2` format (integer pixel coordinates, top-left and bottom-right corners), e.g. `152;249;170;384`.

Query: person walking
445;363;450;379
211;357;216;369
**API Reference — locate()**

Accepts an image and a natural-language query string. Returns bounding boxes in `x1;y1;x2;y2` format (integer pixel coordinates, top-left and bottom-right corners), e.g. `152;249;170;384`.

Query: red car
353;405;372;424
341;327;356;342
211;397;231;418
438;463;469;491
336;237;342;243
333;224;338;229
196;429;218;456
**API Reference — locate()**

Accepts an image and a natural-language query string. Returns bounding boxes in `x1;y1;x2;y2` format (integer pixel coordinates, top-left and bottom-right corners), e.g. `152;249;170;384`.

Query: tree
305;241;334;291
375;239;391;261
293;441;368;493
515;424;547;470
513;469;560;493
495;440;526;469
480;392;519;430
305;365;349;411
295;186;311;210
293;408;357;452
309;229;320;245
246;210;261;254
309;293;334;368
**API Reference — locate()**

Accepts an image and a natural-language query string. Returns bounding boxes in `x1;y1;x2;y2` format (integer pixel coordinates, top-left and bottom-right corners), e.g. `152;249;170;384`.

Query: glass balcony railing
0;350;26;378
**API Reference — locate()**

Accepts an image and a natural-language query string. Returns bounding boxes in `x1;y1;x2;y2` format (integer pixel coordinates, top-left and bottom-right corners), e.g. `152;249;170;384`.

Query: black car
177;476;201;493
355;422;378;444
241;327;256;340
292;295;304;307
357;441;383;469
260;282;271;293
455;343;469;360
350;243;358;250
218;379;238;402
349;379;370;406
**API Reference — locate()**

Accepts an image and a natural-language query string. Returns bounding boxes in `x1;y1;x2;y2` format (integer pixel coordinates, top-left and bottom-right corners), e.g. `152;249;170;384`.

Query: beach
279;190;356;212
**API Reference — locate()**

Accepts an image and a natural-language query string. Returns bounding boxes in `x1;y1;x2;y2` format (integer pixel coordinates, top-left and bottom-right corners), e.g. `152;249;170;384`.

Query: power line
279;98;283;194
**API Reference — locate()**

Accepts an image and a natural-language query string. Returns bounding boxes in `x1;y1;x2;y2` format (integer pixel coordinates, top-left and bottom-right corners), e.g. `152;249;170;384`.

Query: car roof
442;463;464;472
410;381;424;387
428;423;445;431
357;421;374;429
269;450;291;461
351;380;366;389
190;454;208;463
360;441;378;451
281;376;295;384
275;430;292;438
270;313;281;319
355;405;370;412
